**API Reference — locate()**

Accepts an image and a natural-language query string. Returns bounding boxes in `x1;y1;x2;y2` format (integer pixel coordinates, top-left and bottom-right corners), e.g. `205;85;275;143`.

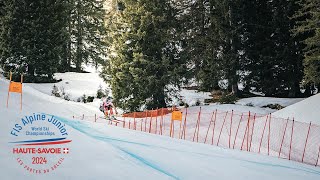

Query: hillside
1;74;320;179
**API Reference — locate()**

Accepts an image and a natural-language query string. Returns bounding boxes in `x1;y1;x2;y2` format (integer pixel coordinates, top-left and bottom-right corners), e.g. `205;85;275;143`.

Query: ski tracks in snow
55;115;320;179
56;116;178;179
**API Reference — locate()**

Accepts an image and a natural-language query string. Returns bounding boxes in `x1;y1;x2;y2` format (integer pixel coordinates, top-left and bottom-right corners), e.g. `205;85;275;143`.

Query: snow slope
1;76;320;179
272;93;320;125
27;72;109;101
236;97;304;108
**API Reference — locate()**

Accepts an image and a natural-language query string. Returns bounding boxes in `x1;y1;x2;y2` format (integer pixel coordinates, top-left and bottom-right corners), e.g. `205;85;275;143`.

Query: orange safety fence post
129;119;131;129
233;113;243;149
6;71;12;108
211;109;218;145
170;108;183;138
20;74;23;110
192;107;201;142
169;119;172;137
155;109;158;134
289;119;295;160
229;110;234;148
149;109;153;133
134;112;136;130
197;107;202;142
249;113;256;152
217;111;228;146
172;120;175;138
162;108;166;133
145;111;148;132
247;111;251;151
140;119;143;131
258;114;269;153
123;116;126;128
240;111;250;151
7;72;23;110
316;145;320;166
302;122;312;163
160;108;163;135
278;118;289;158
178;115;182;139
268;113;271;155
182;107;188;140
204;111;215;144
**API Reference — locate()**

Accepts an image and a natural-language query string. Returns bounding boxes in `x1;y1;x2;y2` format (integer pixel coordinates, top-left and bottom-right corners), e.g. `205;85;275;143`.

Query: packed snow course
1;73;320;180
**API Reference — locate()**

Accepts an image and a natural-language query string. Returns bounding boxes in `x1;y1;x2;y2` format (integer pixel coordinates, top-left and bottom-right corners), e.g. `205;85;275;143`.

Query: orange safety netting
73;108;320;167
122;107;178;118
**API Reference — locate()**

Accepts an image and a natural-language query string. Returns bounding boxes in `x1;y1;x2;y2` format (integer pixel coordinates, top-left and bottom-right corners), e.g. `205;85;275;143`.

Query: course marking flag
172;111;182;121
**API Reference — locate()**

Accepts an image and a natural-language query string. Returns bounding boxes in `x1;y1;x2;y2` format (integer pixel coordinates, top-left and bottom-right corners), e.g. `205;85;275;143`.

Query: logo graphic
9;113;71;174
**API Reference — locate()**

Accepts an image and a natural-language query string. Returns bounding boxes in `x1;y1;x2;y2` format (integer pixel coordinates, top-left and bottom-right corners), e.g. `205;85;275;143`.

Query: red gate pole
204;111;215;143
302;122;312;163
258;114;269;153
278;118;289;158
268;114;271;156
233;113;243;149
217;111;228;146
289;119;295;160
249;113;256;152
211;109;218;145
229;110;234;148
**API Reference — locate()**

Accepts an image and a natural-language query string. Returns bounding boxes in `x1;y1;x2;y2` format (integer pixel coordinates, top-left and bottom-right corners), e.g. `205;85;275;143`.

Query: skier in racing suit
103;97;117;119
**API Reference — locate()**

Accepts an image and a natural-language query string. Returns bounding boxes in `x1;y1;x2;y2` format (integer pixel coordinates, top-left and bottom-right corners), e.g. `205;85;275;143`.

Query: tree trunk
75;1;82;72
231;83;239;97
288;81;301;98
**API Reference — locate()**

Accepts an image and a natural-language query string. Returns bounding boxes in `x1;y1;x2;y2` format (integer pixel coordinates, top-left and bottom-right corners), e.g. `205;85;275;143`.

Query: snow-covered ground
27;72;109;101
272;93;320;125
1;72;320;179
236;97;304;108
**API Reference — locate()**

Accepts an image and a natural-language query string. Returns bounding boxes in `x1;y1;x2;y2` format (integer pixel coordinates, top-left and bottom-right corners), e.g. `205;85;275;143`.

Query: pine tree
242;0;304;97
179;0;244;95
70;0;107;72
103;0;186;111
293;0;320;86
0;0;69;82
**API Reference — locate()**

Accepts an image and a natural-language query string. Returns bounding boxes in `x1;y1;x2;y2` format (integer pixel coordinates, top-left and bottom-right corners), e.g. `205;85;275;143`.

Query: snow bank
272;93;320;125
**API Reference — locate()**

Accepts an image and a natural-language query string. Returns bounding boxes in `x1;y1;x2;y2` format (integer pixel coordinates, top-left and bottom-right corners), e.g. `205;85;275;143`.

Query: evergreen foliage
292;0;320;85
103;0;186;111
